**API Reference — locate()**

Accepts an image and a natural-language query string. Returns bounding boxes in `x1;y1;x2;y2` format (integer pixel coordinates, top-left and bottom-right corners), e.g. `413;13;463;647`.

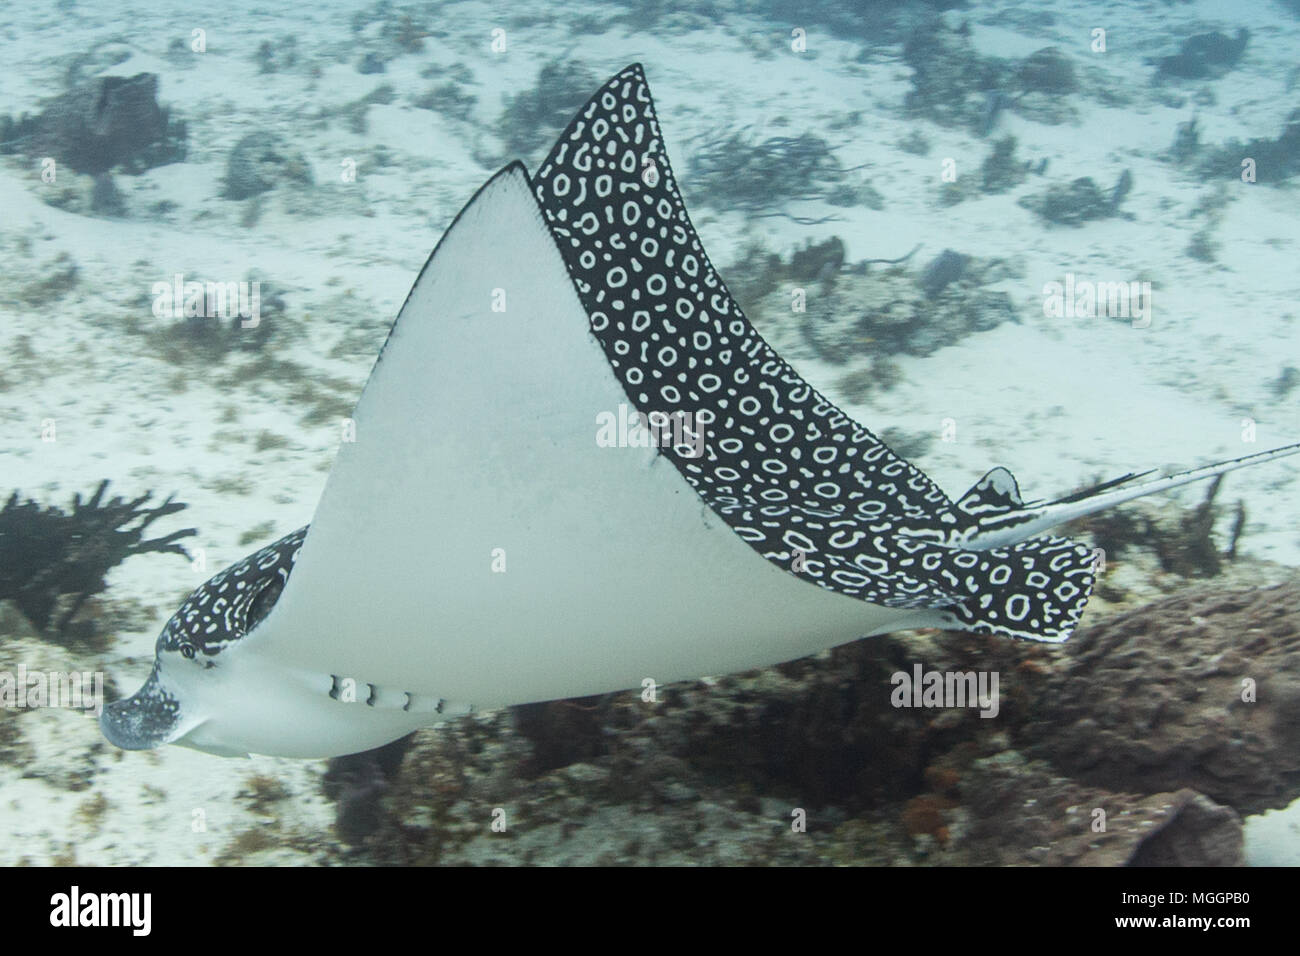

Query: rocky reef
318;578;1298;864
1018;582;1300;816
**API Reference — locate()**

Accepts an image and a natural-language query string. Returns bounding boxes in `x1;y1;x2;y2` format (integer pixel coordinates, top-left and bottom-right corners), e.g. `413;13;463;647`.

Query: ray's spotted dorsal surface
101;64;1300;760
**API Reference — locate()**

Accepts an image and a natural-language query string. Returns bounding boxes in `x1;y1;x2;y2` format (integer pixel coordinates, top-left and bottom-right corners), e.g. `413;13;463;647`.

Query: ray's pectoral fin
930;535;1097;644
884;529;1096;643
532;64;966;615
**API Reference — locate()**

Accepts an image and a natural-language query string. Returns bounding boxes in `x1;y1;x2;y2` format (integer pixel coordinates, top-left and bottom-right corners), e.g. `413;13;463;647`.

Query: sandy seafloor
0;0;1298;865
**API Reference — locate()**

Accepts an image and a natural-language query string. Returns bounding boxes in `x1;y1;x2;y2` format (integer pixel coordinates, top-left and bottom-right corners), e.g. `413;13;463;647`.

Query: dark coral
0;73;186;175
0;481;194;642
321;732;416;845
221;132;314;200
1018;47;1078;95
918;249;968;297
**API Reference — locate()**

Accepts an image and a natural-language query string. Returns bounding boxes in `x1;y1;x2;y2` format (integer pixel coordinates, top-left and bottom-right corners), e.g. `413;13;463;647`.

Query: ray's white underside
183;166;932;757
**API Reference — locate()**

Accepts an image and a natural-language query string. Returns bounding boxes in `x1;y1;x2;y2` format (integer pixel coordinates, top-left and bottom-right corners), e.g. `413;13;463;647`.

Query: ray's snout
99;667;184;750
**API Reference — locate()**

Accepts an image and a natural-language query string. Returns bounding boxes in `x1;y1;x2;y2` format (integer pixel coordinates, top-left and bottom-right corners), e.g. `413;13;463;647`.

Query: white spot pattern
533;65;1096;641
160;527;305;658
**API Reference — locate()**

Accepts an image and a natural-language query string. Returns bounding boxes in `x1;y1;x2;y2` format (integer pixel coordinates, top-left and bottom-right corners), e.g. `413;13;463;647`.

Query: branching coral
0;481;195;643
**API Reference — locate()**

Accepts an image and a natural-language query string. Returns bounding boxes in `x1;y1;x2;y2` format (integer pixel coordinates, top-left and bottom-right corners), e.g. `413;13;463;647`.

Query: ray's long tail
909;442;1299;643
962;442;1300;550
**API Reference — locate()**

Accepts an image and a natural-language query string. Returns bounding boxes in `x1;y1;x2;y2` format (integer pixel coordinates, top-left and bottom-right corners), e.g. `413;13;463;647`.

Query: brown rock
1017;580;1300;815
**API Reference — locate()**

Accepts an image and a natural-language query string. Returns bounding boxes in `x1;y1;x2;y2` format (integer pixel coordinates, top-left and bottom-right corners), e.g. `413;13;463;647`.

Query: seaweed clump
90;172;126;217
794;254;1015;365
383;11;430;53
902;19;1011;131
1271;366;1299;399
350;3;430;51
1168;115;1201;165
1182;183;1230;263
0;481;195;644
1018;170;1132;225
723;237;1012;403
412;81;478;122
252;36;299;74
1197;109;1300;185
157;280;287;359
337;84;397;135
687;129;851;218
905;26;1083;135
17;254;79;306
723;236;850;316
979;135;1029;194
357;52;387;75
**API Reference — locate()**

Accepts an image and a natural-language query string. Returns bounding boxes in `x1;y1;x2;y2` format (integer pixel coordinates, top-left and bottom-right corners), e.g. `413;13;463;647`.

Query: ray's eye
180;643;197;660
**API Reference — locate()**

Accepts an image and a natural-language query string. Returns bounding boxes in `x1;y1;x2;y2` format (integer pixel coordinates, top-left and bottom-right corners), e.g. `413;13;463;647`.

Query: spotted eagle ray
102;64;1299;759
